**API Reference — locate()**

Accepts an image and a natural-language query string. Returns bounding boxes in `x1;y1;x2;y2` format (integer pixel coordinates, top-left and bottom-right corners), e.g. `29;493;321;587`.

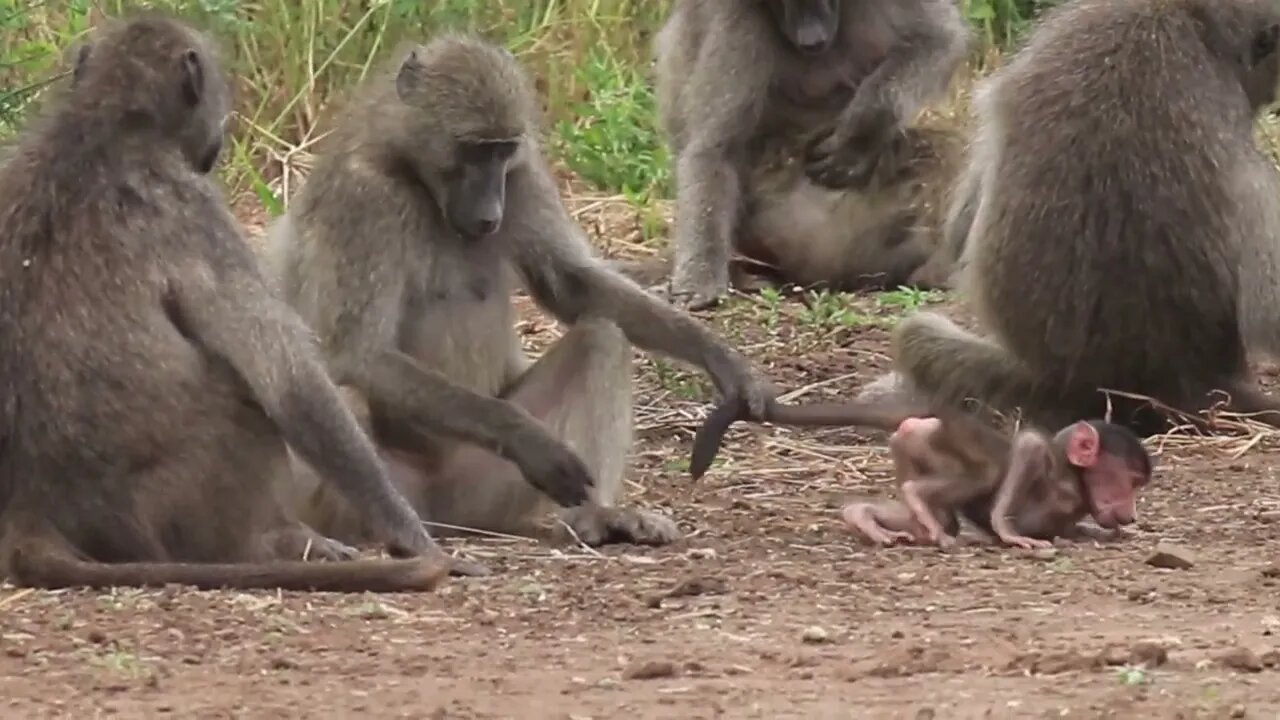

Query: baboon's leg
421;318;682;546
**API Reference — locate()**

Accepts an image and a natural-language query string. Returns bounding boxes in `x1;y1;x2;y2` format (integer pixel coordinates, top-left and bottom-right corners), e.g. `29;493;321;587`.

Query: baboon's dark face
1243;23;1280;111
766;0;840;56
177;49;231;175
193;133;224;175
443;139;520;239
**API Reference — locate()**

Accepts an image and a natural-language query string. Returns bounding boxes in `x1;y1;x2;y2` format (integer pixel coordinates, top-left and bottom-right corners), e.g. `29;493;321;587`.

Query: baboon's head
393;36;536;240
73;16;231;174
764;0;840;56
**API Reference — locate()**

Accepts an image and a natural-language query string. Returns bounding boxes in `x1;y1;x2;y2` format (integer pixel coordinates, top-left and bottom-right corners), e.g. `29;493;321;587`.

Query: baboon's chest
770;17;890;116
399;247;519;396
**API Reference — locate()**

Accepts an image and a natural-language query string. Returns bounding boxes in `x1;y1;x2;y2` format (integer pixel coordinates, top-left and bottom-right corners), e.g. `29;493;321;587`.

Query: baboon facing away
654;0;971;308
890;0;1280;435
0;16;450;591
264;35;774;548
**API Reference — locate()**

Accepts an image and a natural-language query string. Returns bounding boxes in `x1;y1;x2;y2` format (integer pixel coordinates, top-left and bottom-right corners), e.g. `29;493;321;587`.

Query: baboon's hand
559;505;683;546
384;522;442;559
510;428;596;508
804;105;898;190
386;537;492;577
669;262;729;311
709;352;775;421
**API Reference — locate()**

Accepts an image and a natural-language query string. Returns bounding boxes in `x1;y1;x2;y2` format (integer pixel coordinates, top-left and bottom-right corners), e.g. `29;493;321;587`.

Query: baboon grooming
654;0;971;308
891;0;1280;435
265;36;773;548
0;16;450;592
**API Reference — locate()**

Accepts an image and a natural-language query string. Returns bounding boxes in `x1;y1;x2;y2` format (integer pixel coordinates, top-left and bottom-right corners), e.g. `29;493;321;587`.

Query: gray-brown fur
264;35;773;548
892;0;1280;435
654;0;971;308
0;15;448;592
740;123;964;291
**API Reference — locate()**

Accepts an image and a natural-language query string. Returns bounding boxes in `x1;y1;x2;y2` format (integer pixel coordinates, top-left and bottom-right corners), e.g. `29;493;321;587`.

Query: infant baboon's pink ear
1064;421;1100;468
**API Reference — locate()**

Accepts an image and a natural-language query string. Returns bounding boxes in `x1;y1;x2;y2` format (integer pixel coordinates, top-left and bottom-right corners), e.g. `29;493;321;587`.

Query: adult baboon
264;35;773;548
891;0;1280;435
0;16;450;591
654;0;971;308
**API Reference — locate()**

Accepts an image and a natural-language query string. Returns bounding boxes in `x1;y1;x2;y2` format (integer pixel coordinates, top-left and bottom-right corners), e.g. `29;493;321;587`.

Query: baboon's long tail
8;537;448;593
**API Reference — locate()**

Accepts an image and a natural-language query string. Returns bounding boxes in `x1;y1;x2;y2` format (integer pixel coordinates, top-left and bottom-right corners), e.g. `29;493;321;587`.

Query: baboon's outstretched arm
506;160;772;415
850;3;970;128
806;2;970;193
666;8;776;305
168;235;436;557
678;8;774;153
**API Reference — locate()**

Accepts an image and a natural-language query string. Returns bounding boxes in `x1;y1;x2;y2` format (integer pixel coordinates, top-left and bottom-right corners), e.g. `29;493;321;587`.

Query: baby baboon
264;35;773;548
654;0;971;308
684;393;1151;550
892;0;1280;434
0;16;449;592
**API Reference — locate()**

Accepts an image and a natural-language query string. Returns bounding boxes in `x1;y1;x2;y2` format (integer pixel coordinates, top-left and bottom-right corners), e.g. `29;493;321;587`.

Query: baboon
263;35;773;548
890;0;1280;435
654;0;971;308
841;415;1150;549
689;394;1151;550
0;16;452;592
739;124;964;291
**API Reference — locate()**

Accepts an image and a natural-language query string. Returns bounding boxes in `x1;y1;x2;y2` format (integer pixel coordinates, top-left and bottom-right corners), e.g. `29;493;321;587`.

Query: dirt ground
4;199;1280;719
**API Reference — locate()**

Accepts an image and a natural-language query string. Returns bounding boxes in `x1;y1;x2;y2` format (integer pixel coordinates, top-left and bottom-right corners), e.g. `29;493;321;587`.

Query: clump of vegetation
1;0;1057;205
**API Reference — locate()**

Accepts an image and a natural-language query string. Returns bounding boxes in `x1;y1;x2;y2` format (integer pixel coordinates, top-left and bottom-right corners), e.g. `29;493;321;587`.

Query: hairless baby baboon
688;395;1152;550
653;0;971;308
263;35;774;549
0;15;451;591
886;0;1280;435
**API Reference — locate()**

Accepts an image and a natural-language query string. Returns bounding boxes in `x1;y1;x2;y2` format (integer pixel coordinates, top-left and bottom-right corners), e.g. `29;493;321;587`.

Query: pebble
623;659;679;680
1145;543;1195;570
667;576;729;599
1127;641;1168;667
271;657;300;670
801;626;830;644
1218;647;1264;673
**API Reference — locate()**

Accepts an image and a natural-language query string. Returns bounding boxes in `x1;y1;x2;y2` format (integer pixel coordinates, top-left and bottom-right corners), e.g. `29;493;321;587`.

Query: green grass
960;0;1063;49
0;0;671;202
0;0;1050;211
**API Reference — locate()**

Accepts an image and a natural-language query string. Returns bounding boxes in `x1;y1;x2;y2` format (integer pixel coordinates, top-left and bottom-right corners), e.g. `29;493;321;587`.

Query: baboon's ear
396;48;425;101
71;42;93;84
180;48;204;107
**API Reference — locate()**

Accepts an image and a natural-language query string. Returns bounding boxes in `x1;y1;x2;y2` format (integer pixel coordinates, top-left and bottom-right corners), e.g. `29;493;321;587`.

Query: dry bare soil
3;201;1280;719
